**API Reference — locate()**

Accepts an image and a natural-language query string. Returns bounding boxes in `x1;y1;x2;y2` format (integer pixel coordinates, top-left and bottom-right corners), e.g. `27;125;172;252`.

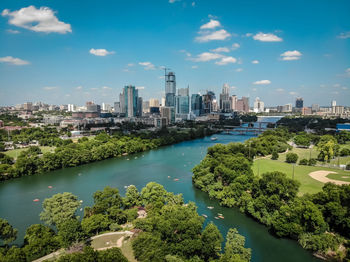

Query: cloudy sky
0;0;349;106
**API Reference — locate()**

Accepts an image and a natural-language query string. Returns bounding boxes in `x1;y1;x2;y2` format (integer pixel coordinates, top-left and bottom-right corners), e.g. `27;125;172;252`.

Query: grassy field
4;146;55;159
120;236;137;262
278;147;319;162
327;172;350;182
91;234;124;249
252;159;350;195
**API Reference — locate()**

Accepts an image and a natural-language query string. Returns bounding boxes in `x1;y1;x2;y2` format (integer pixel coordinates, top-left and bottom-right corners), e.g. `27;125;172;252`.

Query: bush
340;148;350;156
286;153;298;163
346;164;350;171
308;158;317;166
299;159;308;165
271;151;279;160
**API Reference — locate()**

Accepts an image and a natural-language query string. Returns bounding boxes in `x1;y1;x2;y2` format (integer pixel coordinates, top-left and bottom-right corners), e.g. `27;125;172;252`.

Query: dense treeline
0;183;251;262
192;131;350;260
277;116;349;134
0;126;215;181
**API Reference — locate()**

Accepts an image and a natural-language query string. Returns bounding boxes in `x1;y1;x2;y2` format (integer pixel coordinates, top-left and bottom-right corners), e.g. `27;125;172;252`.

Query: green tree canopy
0;218;18;244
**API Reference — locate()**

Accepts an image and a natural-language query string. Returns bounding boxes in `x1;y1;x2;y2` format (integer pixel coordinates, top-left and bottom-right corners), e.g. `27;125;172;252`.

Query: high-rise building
219;84;231;112
282;103;292;112
295;97;304;108
230;95;237;111
121;85;139;117
202;91;216;114
176;87;190;119
331;100;337;114
161;106;175;124
165;72;176;107
311;104;320;112
137;97;143;116
68;104;76;112
142;101;150;114
114;102;121;113
236;97;249;112
86;102;100;113
23;102;33;111
149;98;160;107
191;94;202;116
253;97;264;113
102;103;111;111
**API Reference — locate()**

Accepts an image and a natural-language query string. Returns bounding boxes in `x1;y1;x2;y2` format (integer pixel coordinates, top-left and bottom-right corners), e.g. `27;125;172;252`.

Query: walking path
308;171;350;185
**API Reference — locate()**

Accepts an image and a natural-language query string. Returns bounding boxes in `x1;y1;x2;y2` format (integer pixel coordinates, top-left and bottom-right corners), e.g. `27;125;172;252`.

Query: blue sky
0;0;349;107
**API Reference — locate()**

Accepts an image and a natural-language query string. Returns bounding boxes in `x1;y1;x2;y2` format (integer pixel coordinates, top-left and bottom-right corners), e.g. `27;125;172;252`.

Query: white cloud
136;86;145;90
65;94;71;97
276;88;284;92
0;56;29;65
245;33;253;37
191;65;198;69
289;91;298;95
338;31;350;39
195;29;231;42
252;60;259;64
76;86;83;90
127;63;134;67
342;87;348;90
231;43;240;50
235;68;243;72
6;29;20;34
139;61;156;70
89;48;114;56
2;6;71;34
253;80;271;85
215;56;237;65
345;68;350;77
90;88;98;90
200;19;221;30
211;47;230;53
280;50;302;61
253;32;282;42
102;86;112;90
192;52;223;62
43;86;57;90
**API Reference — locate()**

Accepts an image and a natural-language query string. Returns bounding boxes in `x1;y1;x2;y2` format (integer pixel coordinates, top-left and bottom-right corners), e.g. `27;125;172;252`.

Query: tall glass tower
122;85;139;117
165;72;176;107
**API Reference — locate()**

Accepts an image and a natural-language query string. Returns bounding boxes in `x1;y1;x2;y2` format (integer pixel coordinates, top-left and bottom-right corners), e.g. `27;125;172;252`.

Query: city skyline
0;0;350;106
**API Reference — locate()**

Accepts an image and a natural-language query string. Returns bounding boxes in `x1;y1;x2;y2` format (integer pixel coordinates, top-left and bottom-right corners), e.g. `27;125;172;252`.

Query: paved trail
309;171;350;185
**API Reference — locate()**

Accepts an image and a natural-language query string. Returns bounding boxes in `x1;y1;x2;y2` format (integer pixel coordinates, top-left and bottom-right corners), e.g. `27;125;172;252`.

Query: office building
311;104;320;112
165;72;176;107
161;106;175;124
295;97;304;108
176;87;190;118
230;95;237;111
142;101;150;114
219;84;231;112
149;98;160;107
23;102;33;111
114;102;121;113
236;97;249;112
253;97;264;113
202;91;216;114
191;94;202;116
68;104;76;112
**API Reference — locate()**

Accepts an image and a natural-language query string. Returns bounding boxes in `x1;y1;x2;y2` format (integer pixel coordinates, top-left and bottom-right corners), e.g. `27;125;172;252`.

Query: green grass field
4;146;55;159
278;147;319;162
252;159;350;195
327;172;350;182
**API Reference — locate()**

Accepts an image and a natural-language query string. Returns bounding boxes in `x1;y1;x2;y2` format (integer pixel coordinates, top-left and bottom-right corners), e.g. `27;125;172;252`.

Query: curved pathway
308;171;350;185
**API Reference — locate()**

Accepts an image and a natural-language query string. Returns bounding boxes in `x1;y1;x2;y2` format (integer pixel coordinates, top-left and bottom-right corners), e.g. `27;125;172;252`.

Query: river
0;119;318;262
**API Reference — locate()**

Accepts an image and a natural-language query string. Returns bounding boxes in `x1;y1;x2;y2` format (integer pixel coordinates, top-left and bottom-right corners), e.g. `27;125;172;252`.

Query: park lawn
327;172;350;182
90;233;124;249
330;156;350;165
252;159;350;195
4;146;55;159
120;236;137;262
278;147;319;162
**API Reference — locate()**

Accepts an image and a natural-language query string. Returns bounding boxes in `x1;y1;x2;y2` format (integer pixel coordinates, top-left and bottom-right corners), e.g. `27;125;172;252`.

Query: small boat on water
211;137;218;141
202;214;208;218
214;217;219;219
80;208;83;211
48;186;53;189
218;215;224;219
207;206;214;209
218;213;223;216
127;158;130;160
33;199;39;202
174;178;179;181
168;176;171;178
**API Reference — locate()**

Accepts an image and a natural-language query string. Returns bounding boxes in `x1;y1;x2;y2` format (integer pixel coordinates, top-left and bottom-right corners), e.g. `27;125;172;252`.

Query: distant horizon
1;0;349;106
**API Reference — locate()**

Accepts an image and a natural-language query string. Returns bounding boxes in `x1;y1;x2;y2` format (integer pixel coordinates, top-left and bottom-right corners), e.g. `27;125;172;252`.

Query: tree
23;224;60;261
124;185;141;208
92;186;123;215
294;135;311;148
299;158;308;165
81;214;110;236
57;218;85;248
201;222;223;260
286;153;298;163
40;192;80;226
220;228;251;262
271;151;279;160
0;218;17;244
317;135;339;162
2;246;27;262
141;182;168;206
97;247;128;262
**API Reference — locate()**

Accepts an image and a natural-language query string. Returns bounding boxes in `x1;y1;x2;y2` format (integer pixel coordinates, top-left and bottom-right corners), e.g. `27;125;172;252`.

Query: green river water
0;132;318;262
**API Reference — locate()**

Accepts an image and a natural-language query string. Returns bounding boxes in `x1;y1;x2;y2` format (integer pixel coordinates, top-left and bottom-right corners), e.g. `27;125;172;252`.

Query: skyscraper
191;94;202;116
219;83;231;112
121;85;139;117
230;95;237;111
295;97;304;108
202;91;216;114
253;97;264;113
236;97;249;112
165;72;176;107
176;87;190;119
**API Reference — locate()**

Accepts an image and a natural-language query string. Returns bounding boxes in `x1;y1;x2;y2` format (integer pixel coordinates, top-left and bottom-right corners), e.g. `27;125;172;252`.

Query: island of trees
0;183;251;262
